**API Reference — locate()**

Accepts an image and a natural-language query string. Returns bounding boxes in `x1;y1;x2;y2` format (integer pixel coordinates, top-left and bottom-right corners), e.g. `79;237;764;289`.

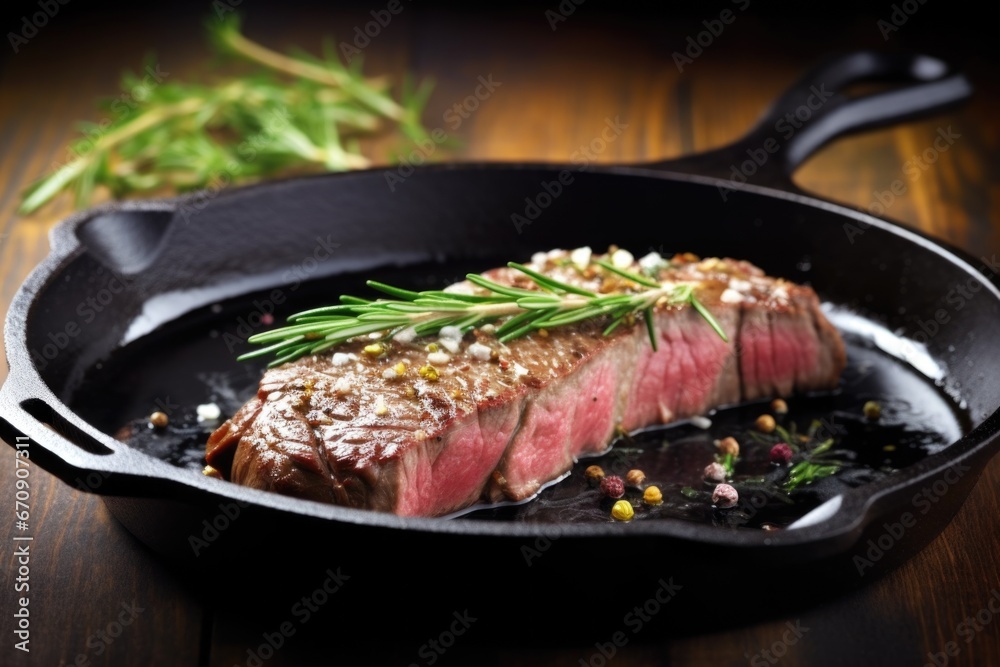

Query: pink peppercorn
600;475;625;499
712;483;739;508
770;443;794;464
703;462;727;482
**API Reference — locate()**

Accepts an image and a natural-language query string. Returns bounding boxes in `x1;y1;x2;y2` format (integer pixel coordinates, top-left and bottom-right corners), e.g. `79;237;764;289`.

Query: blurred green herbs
19;16;433;215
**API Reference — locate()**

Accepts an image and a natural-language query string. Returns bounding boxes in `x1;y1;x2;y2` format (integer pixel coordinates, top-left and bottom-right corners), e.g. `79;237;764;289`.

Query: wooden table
2;5;998;665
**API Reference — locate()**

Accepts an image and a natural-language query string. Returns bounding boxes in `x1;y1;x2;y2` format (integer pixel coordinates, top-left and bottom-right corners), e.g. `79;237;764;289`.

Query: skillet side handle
646;52;972;190
0;382;144;495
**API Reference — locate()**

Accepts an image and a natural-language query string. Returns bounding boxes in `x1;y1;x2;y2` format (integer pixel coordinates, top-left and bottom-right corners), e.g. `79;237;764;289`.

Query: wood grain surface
1;4;998;666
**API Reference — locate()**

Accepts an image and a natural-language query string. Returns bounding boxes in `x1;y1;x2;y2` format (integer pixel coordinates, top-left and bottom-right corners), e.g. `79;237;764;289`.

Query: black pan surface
2;51;998;636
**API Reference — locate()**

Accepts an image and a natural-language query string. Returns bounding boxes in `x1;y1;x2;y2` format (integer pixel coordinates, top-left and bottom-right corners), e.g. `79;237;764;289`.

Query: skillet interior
6;165;1000;635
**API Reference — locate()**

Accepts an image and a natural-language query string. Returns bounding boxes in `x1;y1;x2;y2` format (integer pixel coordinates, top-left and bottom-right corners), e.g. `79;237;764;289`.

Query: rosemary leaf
18;15;432;216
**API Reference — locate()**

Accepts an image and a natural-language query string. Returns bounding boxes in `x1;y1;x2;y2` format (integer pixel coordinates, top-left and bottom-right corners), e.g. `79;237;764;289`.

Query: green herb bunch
19;16;433;215
240;257;728;367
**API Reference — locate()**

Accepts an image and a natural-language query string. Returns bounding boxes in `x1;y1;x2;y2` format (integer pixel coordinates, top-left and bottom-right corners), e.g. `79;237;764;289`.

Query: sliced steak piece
206;251;846;516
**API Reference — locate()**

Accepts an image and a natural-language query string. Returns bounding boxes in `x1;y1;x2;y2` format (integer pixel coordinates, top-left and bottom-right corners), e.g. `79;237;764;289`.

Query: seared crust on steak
206;251;846;516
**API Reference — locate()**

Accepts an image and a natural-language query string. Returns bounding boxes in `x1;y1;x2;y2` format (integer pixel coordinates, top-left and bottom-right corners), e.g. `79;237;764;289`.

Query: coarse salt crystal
439;326;463;341
439;338;460;354
197;403;221;422
332;352;353;366
443;282;475;295
570;246;592;270
720;288;743;304
393;327;417;343
334;377;351;395
729;278;752;292
468;342;492;361
374;395;388;416
382;368;398;380
427;351;451;365
611;248;634;269
639;252;663;272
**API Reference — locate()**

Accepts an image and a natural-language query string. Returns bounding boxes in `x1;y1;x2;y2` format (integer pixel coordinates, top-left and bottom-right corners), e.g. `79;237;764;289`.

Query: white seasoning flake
531;252;548;268
639;252;663;272
197;403;222;422
382;368;399;380
332;352;353;367
729;278;752;292
393;327;417;343
479;323;496;335
512;362;529;378
690;415;712;430
334;377;351;395
374;395;388;416
439;326;463;341
570;246;592;270
427;351;451;365
611;248;634;269
443;282;475;295
468;342;492;361
720;288;743;304
439;338;460;354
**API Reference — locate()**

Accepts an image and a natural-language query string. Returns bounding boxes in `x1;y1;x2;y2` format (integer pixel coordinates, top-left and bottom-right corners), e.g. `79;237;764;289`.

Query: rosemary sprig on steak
239;251;728;367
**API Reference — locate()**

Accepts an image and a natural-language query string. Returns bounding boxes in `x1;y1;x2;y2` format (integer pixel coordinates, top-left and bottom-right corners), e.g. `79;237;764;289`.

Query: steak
205;250;846;516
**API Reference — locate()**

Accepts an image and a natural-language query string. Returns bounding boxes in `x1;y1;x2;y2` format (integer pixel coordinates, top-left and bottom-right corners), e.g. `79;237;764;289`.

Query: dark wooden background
1;2;999;665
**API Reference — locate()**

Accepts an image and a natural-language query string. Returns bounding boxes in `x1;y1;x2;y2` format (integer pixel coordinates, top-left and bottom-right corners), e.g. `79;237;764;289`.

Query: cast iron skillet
2;52;998;637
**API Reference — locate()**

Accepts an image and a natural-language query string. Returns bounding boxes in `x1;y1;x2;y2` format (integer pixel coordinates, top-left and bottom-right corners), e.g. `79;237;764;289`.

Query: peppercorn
202;465;221;479
149;411;169;429
418;365;440;381
625;469;646;487
600;475;625;499
863;400;881;420
643;486;663;505
703;462;727;482
712;483;739;508
755;414;776;434
717;436;740;457
770;398;788;415
770;443;793;464
611;500;634;521
363;342;384;356
585;465;605;481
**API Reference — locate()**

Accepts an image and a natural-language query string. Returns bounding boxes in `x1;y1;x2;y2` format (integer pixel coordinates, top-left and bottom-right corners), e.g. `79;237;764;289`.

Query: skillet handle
647;51;972;190
0;382;143;495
